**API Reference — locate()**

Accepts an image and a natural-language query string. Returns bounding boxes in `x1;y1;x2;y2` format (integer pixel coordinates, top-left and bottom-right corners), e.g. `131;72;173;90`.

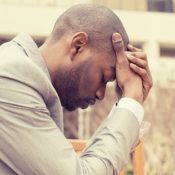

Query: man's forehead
96;49;116;67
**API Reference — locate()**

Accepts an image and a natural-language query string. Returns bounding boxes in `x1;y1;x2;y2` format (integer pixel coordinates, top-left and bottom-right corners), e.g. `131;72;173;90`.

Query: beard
53;62;87;111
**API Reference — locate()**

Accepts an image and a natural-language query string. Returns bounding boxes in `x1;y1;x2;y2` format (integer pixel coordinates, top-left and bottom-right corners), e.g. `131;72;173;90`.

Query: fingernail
112;33;122;42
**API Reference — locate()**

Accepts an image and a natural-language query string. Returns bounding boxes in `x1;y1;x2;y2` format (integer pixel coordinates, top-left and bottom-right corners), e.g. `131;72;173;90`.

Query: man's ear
70;32;88;60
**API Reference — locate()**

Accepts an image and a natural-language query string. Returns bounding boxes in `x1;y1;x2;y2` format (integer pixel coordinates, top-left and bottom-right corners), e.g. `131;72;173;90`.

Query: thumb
112;33;125;59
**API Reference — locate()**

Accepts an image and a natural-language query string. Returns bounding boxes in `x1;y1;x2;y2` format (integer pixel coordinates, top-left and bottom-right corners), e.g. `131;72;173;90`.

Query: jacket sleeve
0;83;139;175
0;44;140;175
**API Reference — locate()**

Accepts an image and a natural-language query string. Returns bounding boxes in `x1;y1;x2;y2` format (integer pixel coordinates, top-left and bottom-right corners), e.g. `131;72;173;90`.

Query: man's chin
63;100;90;111
62;102;77;111
64;106;77;111
65;105;88;111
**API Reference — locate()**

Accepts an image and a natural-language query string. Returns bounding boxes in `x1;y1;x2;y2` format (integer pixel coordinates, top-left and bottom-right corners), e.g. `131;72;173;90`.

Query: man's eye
102;76;108;84
102;75;106;84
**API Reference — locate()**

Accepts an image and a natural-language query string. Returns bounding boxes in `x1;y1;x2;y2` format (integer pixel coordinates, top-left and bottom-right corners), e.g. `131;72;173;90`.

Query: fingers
126;48;150;76
130;52;147;60
127;54;147;68
127;51;151;77
130;63;147;78
112;33;125;60
127;44;142;52
113;34;144;103
126;48;147;61
127;43;153;102
130;63;153;87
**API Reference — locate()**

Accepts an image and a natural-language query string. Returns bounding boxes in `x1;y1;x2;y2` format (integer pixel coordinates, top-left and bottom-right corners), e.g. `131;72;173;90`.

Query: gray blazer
0;33;140;175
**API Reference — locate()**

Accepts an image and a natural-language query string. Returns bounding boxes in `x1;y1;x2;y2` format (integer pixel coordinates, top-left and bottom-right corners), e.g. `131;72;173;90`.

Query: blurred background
0;0;175;174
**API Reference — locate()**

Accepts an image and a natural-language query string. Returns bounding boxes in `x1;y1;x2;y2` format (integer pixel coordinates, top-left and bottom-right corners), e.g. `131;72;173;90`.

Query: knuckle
135;66;141;72
141;69;147;76
132;52;137;57
142;53;147;59
142;61;147;67
132;56;137;62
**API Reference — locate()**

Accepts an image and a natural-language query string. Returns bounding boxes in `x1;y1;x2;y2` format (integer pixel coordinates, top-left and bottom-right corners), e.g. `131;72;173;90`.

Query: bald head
50;4;129;52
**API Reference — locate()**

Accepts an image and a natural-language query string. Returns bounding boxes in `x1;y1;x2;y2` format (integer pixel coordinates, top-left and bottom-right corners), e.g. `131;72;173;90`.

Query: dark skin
41;32;117;110
127;44;152;101
40;32;152;111
112;33;152;104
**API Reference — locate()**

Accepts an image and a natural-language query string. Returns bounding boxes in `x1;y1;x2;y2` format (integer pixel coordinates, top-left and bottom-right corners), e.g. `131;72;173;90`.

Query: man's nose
95;84;106;100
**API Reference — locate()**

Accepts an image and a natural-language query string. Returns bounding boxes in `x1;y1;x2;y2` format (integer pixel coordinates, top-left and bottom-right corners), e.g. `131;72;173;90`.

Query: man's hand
126;44;153;101
112;33;143;104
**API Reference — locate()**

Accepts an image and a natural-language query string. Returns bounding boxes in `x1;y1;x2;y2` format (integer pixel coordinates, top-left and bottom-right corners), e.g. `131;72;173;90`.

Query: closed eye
102;75;108;84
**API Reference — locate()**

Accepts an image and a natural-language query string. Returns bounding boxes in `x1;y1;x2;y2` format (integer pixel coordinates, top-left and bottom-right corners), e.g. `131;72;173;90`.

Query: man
0;4;152;175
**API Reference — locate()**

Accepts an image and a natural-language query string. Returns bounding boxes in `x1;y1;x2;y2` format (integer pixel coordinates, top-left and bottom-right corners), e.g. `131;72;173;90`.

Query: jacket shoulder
0;41;51;103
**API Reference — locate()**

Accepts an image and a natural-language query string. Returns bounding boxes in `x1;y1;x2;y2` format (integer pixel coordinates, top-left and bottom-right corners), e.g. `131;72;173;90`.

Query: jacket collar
12;33;64;131
13;33;51;81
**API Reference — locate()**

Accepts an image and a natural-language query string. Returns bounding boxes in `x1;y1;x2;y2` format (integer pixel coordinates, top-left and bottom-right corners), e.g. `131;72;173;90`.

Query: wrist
122;86;143;105
117;97;144;124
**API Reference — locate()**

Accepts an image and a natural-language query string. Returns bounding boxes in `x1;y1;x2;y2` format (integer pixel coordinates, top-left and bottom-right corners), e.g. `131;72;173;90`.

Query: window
160;44;175;59
148;0;173;12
